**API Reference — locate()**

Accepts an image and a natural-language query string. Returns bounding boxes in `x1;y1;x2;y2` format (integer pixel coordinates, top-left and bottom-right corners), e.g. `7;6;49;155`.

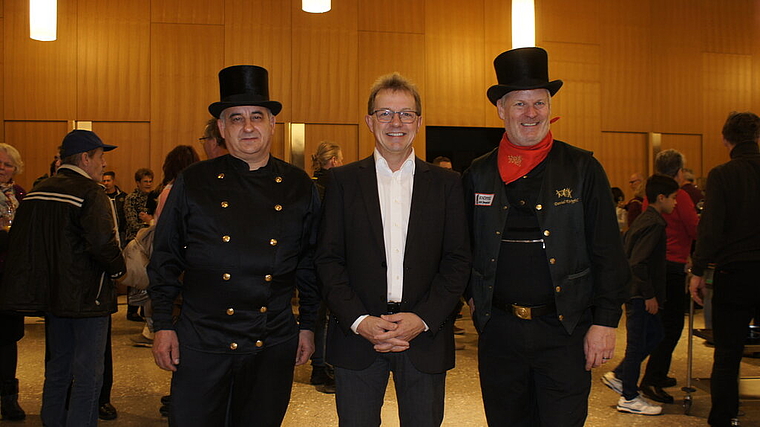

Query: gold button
519;200;526;206
536;204;542;210
555;286;561;292
217;173;225;179
269;239;278;246
549;258;556;264
543;230;550;236
223;273;231;281
275;176;283;183
503;205;508;210
229;342;238;350
221;201;229;208
558;315;564;321
264;274;272;282
255;340;263;347
495;231;501;235
226;308;234;315
274;204;282;211
222;235;231;243
490;258;496;262
260;306;267;313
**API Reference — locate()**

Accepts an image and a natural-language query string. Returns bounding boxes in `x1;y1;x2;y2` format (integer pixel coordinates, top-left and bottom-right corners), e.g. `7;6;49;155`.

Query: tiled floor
10;297;760;426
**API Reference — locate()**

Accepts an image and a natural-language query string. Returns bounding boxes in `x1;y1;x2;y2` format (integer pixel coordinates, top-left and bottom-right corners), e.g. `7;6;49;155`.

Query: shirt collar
373;148;416;175
58;164;92;180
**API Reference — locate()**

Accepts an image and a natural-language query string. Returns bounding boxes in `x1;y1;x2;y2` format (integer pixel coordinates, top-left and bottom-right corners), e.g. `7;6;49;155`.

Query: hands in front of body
645;297;659;315
296;330;315;366
153;330;180;372
583;325;615;371
689;275;706;305
357;313;425;353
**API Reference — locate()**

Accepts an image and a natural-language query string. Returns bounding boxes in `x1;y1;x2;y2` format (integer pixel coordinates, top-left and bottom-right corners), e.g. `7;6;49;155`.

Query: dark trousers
612;298;664;400
169;335;298;427
41;314;109;427
99;316;113;405
709;261;760;427
334;352;445;427
310;301;329;367
642;261;687;386
478;307;591;427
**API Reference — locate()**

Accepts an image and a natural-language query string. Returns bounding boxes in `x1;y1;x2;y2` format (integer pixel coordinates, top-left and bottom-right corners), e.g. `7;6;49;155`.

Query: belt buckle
512;304;532;320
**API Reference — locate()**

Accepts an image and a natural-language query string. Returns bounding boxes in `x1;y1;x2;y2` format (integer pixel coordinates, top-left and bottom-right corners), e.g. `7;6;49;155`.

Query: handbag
121;225;154;291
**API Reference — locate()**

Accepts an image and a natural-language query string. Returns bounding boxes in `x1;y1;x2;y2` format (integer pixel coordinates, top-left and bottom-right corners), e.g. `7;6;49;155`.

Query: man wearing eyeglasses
316;73;471;426
198;118;228;160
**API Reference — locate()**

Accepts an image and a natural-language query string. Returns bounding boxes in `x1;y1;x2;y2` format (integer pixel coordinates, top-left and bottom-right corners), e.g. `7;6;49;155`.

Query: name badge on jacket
475;193;495;206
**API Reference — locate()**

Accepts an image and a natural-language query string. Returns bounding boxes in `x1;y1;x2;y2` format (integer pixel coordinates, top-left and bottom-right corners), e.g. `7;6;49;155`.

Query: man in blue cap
0;129;126;427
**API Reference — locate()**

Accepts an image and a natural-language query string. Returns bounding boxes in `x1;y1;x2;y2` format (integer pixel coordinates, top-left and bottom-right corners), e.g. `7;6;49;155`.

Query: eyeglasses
371;109;420;123
198;136;211;144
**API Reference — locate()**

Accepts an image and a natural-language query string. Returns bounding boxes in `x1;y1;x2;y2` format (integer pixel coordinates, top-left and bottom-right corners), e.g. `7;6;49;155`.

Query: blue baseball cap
60;130;117;158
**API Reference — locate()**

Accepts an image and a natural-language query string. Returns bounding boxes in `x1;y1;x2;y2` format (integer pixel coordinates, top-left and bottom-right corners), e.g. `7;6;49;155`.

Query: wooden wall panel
702;53;752;173
4;0;77;120
91;122;151;187
483;0;512;128
4;121;69;192
600;0;652;132
539;0;601;45
0;17;3;143
224;0;291;121
271;125;285;162
358;32;426;158
151;0;223;25
291;1;358;124
660;134;703;178
598;132;649;192
304;124;359;174
150;24;224;174
78;0;150;121
358;0;424;34
543;43;601;154
425;0;485;127
702;0;753;55
651;0;702;134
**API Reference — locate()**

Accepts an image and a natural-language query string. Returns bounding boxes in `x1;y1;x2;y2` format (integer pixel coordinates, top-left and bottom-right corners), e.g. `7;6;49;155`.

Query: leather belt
492;299;556;320
386;302;402;314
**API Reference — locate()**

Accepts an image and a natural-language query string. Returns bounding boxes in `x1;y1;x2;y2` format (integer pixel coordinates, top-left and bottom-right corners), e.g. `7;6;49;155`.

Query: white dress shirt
350;149;416;333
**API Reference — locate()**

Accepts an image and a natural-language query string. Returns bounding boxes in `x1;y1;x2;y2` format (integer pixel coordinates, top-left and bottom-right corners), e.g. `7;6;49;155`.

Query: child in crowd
602;174;680;415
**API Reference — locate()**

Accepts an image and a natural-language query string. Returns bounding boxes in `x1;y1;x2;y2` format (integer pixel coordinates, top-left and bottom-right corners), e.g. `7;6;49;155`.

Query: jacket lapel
358;156;386;256
405;158;430;256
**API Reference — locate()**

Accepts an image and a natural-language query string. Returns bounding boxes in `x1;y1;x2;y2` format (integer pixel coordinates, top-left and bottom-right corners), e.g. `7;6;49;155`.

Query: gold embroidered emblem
507;155;522;166
556;188;573;198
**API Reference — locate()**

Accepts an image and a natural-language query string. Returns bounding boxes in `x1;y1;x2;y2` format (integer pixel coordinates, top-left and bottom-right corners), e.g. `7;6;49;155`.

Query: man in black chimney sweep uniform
463;47;629;426
149;65;320;426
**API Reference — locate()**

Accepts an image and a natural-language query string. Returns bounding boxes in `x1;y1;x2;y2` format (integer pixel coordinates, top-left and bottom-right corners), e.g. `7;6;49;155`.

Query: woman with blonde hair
0;143;26;420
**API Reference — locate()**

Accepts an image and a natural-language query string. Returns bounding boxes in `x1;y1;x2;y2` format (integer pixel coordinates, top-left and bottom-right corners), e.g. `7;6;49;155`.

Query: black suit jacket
316;155;471;374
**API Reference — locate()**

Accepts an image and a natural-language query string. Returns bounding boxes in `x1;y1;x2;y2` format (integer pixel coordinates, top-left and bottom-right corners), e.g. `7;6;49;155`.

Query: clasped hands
357;313;426;353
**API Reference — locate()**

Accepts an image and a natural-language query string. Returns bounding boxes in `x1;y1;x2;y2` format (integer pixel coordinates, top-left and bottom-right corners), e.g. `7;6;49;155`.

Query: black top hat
486;47;563;105
208;65;283;118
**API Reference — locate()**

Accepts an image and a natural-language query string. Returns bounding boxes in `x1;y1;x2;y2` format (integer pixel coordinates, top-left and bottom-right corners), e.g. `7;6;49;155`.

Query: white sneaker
602;371;623;395
616;395;662;415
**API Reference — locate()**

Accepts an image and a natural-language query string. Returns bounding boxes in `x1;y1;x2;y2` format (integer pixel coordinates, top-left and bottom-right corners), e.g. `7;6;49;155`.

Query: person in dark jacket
690;111;760;427
102;171;127;246
149;65;320;427
0;130;126;427
463;47;629;426
602;174;679;416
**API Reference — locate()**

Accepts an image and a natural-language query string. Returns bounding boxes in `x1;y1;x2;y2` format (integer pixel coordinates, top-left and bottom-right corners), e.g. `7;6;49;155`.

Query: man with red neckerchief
463;47;629;426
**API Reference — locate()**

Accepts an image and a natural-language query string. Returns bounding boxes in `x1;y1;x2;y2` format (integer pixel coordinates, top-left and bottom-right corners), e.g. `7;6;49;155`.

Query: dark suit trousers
709;262;760;427
169;335;298;427
478;307;591;427
334;351;445;427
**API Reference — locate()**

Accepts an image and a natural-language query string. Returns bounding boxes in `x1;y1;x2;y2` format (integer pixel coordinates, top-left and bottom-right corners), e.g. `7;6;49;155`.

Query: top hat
486;47;563;105
61;130;117;158
208;65;283;118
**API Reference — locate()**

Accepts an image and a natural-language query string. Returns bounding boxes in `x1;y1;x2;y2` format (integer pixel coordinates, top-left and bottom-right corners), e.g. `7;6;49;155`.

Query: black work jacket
624;206;667;303
692;142;760;275
463;140;629;334
0;166;125;317
148;155;320;355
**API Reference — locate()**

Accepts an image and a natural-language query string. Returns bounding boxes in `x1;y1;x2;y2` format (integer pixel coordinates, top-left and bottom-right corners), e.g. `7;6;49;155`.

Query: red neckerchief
497;130;554;185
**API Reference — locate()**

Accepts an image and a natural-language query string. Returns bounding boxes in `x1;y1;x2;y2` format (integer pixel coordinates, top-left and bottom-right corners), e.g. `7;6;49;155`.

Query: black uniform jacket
0;165;125;317
316;156;471;374
148;155;320;355
463;140;629;334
